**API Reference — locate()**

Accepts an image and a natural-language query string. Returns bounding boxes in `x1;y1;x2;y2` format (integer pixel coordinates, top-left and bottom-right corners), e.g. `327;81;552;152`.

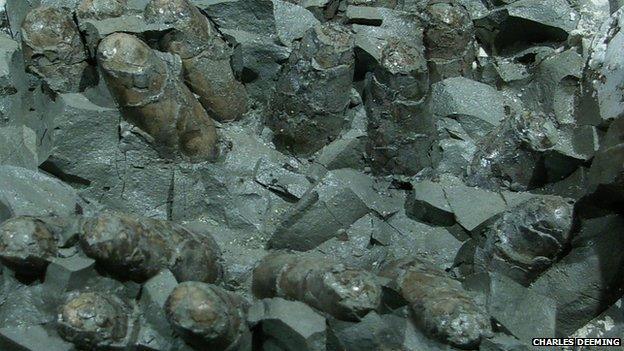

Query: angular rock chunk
76;0;126;20
273;0;320;47
145;0;248;122
571;298;624;340
429;77;506;138
365;38;434;175
586;117;624;205
585;9;624;125
442;177;508;232
254;160;311;200
479;334;531;351
477;196;574;285
0;166;86;220
268;169;399;251
530;215;624;336
165;282;250;351
0;125;38;170
327;311;434;351
380;257;492;349
0;216;59;275
0;34;27;126
57;291;130;350
248;298;326;351
422;0;477;81
44;255;97;295
46;93;174;220
385;210;463;270
97;33;218;162
465;273;556;343
467;110;560;191
474;0;579;54
405;180;454;226
314;213;392;271
21;6;94;93
267;22;355;155
79;212;222;283
252;252;382;321
0;325;74;351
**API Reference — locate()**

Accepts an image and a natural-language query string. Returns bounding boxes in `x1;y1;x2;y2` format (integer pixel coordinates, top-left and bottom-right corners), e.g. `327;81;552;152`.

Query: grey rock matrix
0;0;623;350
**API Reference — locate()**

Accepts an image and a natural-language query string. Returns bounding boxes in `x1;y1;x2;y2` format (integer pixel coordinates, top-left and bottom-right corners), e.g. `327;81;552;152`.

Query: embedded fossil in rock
97;32;219;162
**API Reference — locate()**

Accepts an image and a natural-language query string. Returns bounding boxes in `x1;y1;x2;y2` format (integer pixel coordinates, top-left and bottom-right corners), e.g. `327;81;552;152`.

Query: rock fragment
144;0;249;122
79;212;222;283
380;257;492;348
405;180;454;226
21;6;95;93
165;282;250;351
268;169;399;251
76;0;126;20
248;298;326;351
252;252;382;321
44;255;97;294
0;125;38;170
429;77;506;138
0;166;86;220
97;33;219;162
479;334;531;351
465;273;556;343
267;22;355;155
45;93;174;220
327;311;430;351
0;325;74;351
273;0;321;47
530;215;624;336
570;298;624;340
57;291;130;350
474;0;579;54
0;34;27;126
586;116;624;206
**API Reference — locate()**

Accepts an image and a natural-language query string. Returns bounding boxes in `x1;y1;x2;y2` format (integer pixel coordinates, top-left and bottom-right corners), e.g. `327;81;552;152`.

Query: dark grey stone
43;255;97;295
268;169;400;251
467;110;560;191
479;334;531;351
248;298;326;351
0;166;84;219
465;273;556;343
422;0;477;82
530;215;624;336
430;77;506;139
405;180;455;226
0;34;27;127
474;0;579;54
0;325;74;351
